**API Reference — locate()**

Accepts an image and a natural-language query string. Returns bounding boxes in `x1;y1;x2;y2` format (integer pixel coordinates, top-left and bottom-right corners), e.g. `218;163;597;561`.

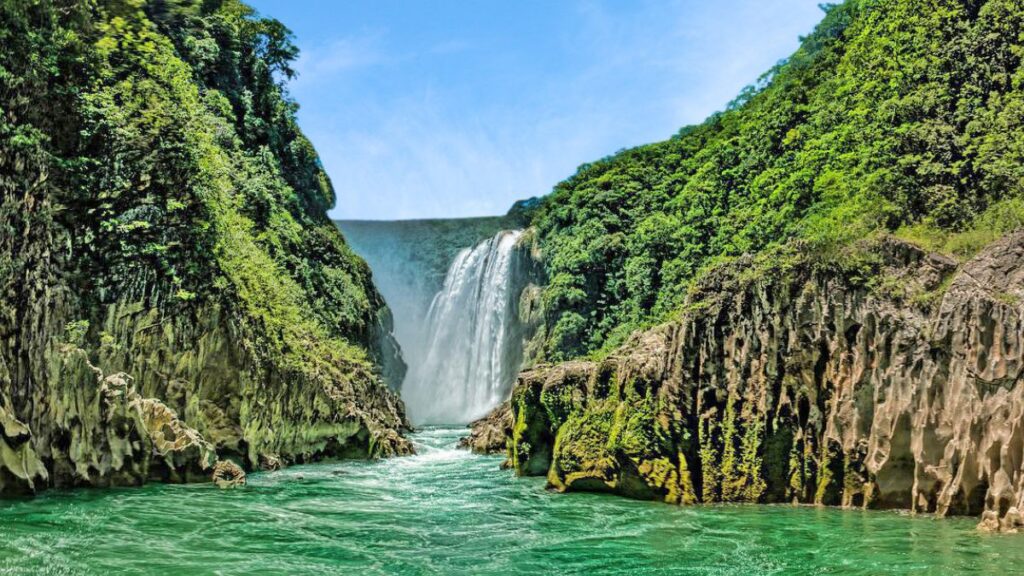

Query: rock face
459;403;512;455
0;1;411;496
499;233;1024;530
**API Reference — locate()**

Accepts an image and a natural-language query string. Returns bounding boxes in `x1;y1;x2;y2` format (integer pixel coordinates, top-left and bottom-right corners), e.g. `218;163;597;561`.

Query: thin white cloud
291;33;386;89
287;1;825;220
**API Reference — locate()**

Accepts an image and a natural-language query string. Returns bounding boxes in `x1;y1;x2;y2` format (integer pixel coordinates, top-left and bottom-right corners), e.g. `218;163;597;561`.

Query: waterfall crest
403;230;525;424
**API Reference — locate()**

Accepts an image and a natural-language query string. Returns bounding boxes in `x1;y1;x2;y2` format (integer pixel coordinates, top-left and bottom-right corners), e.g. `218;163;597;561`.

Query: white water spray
403;230;525;425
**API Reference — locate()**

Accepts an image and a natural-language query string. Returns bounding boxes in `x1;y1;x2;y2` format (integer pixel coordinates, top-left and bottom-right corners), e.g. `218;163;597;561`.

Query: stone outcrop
495;233;1024;530
212;460;246;489
0;299;412;496
459;403;512;455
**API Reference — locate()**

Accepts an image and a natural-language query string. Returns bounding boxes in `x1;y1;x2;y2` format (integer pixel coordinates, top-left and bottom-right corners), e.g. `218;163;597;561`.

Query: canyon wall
0;1;410;496
486;233;1024;530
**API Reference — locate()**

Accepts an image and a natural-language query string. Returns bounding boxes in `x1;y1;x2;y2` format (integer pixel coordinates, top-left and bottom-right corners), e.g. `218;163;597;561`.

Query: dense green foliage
531;0;1024;361
0;0;410;488
1;0;387;370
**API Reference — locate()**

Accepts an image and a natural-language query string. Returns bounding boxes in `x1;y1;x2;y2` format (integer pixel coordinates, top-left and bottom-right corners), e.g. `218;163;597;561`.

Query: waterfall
402;230;525;425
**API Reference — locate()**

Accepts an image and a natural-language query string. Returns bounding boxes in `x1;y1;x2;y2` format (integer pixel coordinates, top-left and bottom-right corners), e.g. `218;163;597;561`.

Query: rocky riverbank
475;233;1024;531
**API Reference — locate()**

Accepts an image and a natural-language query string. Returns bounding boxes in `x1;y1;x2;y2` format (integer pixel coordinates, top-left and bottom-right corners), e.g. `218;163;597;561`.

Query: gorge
4;0;1024;573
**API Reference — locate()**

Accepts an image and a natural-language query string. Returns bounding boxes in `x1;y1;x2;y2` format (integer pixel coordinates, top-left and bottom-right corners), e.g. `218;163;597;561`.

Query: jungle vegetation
530;0;1024;360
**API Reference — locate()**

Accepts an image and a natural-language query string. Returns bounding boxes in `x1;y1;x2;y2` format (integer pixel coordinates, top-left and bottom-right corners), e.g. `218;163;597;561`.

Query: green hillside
0;0;408;494
529;0;1024;361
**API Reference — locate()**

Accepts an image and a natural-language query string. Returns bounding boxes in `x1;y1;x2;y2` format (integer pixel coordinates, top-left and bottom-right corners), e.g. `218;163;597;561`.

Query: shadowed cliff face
482;233;1024;530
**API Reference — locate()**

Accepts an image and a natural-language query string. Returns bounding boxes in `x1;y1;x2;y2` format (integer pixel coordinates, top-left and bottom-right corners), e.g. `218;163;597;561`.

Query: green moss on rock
500;233;1024;534
0;0;409;495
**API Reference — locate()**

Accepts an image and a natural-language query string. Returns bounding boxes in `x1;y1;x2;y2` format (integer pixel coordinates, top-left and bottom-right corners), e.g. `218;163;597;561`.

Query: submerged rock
259;454;283;472
503;233;1024;530
212;460;246;489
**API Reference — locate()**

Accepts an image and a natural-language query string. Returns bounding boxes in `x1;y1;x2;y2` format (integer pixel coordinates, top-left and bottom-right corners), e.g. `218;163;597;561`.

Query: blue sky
247;0;826;220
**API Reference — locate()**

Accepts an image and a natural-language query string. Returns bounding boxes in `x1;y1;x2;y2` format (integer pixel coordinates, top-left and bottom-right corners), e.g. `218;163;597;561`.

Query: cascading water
402;230;526;424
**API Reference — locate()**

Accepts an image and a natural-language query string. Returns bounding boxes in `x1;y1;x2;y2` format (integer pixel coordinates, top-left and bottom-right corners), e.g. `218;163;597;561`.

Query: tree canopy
531;0;1024;360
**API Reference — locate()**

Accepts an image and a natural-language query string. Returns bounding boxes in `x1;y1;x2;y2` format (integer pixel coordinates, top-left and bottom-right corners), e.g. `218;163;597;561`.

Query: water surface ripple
1;428;1021;575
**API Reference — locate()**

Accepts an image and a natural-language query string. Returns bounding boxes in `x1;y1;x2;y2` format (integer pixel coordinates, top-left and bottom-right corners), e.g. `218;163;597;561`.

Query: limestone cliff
490;233;1024;530
0;0;410;496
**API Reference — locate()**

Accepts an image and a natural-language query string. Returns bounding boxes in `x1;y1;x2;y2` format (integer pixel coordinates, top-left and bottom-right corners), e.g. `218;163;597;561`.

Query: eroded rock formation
0;0;412;496
459;403;512;455
494;233;1024;530
0;301;413;496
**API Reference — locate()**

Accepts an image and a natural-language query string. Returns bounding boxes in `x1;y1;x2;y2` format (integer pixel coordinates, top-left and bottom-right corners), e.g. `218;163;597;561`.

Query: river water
1;428;1021;575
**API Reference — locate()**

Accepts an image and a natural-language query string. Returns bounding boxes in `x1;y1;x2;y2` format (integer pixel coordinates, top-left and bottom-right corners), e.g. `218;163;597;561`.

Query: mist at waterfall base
336;220;526;425
403;230;525;424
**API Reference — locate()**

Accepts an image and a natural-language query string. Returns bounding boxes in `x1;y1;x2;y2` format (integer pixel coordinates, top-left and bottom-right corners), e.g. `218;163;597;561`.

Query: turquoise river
1;428;1022;575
